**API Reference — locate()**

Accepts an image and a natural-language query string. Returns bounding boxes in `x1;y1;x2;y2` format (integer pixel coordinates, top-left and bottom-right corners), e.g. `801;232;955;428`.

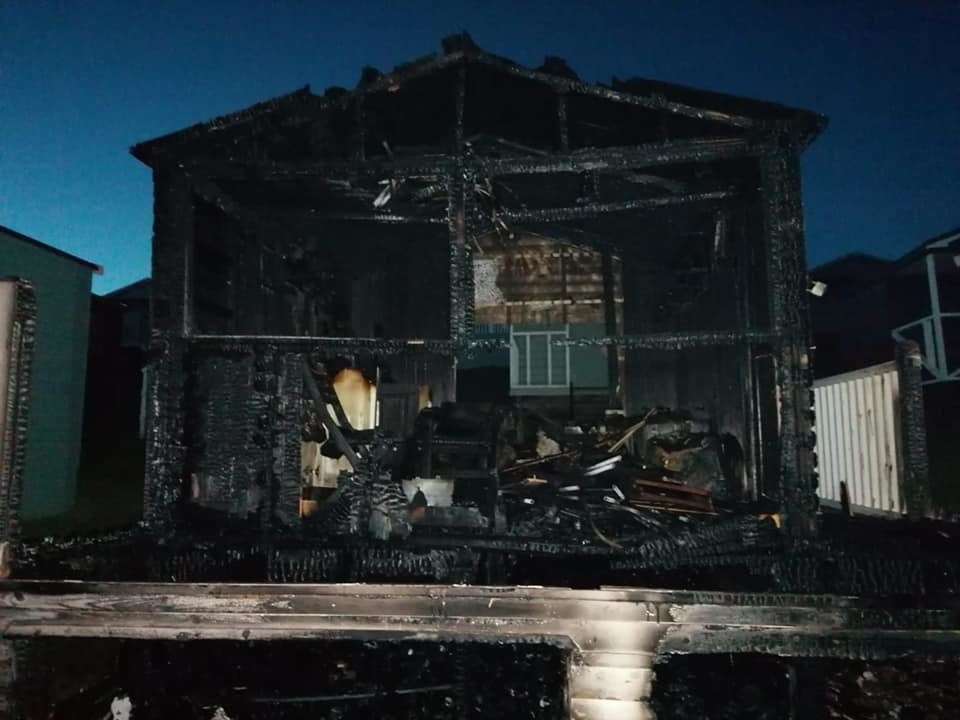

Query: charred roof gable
131;34;825;168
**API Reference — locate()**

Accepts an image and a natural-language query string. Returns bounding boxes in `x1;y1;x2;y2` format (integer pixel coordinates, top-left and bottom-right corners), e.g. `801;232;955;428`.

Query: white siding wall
814;362;904;514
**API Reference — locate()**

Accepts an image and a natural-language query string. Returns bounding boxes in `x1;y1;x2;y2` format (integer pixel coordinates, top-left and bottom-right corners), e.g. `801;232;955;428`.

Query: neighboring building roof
102;277;150;300
813;224;960;279
0;224;102;273
897;226;960;267
131;33;826;165
812;252;895;275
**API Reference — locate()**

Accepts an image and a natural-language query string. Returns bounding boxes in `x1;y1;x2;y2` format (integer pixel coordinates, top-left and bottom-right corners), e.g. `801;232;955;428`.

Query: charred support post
896;340;930;519
556;92;569;151
355;96;367;162
601;250;620;409
447;167;468;343
272;352;304;527
0;279;36;574
500;189;734;224
451;65;477;342
759;143;817;542
143;167;195;528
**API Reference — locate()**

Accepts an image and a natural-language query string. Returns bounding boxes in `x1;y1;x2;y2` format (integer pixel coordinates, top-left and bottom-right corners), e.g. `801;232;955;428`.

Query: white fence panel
813;362;904;514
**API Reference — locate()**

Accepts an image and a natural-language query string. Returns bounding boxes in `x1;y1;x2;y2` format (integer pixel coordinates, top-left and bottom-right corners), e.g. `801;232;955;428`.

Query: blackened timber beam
465;51;756;129
264;211;446;226
466;329;781;351
130;86;321;165
2;581;959;653
188;335;455;355
179;136;754;182
347;48;756;130
485;137;754;176
588;330;782;350
500;189;734;223
352;50;467;101
181;154;452;181
187;174;261;227
5;581;958;720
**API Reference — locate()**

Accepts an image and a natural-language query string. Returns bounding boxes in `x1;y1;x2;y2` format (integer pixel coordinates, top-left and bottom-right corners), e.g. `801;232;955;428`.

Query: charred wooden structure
2;35;959;720
125;33;824;556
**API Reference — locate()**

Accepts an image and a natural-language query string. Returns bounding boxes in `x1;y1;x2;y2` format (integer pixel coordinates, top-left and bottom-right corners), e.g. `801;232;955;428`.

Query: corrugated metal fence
814;361;904;514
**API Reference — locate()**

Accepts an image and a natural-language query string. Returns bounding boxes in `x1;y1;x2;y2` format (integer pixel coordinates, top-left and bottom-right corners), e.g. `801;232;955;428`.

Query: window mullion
526;335;531;385
547;334;553;386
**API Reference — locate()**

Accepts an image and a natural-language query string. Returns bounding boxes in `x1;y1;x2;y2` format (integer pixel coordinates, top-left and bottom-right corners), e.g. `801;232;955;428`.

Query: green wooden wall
1;229;93;519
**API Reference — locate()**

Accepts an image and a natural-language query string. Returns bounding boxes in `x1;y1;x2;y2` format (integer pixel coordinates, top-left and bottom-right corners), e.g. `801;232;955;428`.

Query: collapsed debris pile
292;356;764;557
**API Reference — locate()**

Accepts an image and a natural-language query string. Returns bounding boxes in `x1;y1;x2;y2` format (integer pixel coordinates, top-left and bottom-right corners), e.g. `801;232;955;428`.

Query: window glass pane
529;335;549;385
514;335;528;385
550;334;567;386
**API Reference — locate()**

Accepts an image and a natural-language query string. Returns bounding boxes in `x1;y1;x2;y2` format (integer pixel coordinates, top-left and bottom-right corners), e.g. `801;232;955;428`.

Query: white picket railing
813;361;904;515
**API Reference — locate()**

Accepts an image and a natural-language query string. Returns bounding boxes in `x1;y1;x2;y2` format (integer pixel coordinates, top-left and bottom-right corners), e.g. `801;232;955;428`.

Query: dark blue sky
2;0;958;293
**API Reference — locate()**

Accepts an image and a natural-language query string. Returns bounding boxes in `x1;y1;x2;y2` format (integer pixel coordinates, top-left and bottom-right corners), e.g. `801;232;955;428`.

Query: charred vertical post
556;92;569;151
0;280;36;567
601;250;620;408
896;340;930;519
449;63;472;343
455;63;466;151
447;171;468;344
759;141;817;541
143;167;195;528
355;96;367;162
271;352;304;527
458;66;477;340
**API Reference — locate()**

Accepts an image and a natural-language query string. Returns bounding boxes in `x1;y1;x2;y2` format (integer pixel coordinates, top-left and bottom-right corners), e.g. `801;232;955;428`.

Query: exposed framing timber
1;581;958;655
759;145;817;541
461;51;756;129
484;137;754;176
178;136;755;181
556;92;569;151
469;329;783;352
343;49;758;129
264;212;447;226
3;581;955;720
188;174;260;227
500;189;734;223
188;334;456;355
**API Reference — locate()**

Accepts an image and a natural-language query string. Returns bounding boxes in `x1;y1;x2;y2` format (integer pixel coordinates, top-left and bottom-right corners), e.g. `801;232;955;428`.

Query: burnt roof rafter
131;34;825;168
499;188;735;224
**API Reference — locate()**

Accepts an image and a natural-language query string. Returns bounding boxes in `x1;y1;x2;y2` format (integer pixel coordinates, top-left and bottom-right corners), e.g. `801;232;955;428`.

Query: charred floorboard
1;581;959;719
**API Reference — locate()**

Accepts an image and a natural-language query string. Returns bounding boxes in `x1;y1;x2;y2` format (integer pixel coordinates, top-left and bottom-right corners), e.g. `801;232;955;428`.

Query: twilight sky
1;0;958;293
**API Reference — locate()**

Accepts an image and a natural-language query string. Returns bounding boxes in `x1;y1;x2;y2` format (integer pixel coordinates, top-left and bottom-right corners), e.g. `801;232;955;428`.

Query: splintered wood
625;477;715;515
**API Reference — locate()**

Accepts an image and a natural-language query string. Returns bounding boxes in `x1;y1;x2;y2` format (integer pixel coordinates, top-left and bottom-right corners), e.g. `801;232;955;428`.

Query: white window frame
509;325;571;393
